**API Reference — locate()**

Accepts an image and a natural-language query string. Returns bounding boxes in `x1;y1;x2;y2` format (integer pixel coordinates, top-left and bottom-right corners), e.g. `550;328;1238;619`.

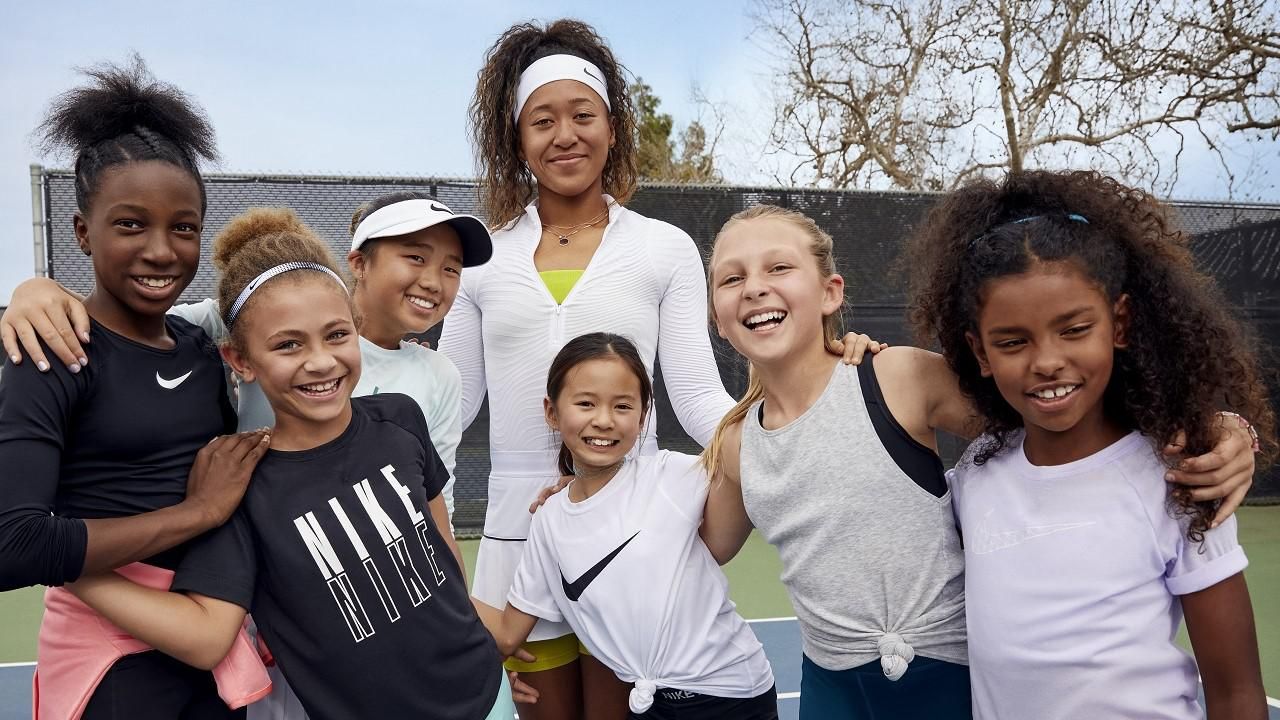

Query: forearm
81;502;217;575
471;599;537;657
70;575;238;670
1203;688;1267;720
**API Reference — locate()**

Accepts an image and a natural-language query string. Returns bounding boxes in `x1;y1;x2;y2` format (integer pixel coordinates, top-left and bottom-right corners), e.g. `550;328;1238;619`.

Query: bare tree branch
754;0;1280;192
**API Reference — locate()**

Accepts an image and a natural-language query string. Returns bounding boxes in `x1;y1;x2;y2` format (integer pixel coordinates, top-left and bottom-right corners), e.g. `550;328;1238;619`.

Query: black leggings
82;651;245;720
627;685;778;720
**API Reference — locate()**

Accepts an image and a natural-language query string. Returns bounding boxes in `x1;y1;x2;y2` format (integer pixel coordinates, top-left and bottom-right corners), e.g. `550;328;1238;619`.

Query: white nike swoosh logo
156;370;194;390
970;520;1097;555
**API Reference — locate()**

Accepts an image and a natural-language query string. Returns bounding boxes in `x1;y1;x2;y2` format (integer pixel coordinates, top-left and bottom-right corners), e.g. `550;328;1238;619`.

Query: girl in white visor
450;20;876;719
474;332;777;720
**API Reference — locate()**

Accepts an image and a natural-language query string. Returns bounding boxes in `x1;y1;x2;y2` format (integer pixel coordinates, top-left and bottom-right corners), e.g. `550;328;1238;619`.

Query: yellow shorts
503;634;591;672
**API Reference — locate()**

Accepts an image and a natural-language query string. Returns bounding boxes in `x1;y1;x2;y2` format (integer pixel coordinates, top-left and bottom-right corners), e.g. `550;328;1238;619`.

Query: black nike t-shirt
0;317;235;589
172;394;501;720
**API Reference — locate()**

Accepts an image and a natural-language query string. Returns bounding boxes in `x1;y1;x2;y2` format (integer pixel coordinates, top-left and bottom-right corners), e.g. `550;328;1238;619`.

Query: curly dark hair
470;18;638;228
36;53;218;214
907;170;1275;541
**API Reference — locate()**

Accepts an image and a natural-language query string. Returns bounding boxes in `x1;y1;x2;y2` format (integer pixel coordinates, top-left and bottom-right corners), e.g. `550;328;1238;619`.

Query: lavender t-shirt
950;430;1247;720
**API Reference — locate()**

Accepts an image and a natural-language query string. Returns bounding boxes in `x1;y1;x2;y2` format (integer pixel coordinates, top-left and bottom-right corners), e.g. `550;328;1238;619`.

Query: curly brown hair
470;18;638;228
907;170;1275;540
213;208;353;350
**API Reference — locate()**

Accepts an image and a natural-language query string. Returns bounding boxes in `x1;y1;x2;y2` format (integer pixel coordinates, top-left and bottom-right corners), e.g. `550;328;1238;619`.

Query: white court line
3;653;1279;709
746;616;798;624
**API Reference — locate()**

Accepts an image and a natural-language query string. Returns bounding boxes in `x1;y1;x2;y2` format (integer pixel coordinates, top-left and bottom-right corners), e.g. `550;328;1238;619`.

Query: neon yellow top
539;269;584;305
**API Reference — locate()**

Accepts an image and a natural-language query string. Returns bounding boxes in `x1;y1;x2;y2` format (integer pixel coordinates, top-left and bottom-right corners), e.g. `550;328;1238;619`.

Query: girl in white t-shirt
907;170;1273;719
473;332;778;720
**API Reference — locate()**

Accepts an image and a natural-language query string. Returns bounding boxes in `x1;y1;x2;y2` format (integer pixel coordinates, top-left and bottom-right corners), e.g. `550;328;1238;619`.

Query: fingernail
81;333;91;343
37;361;48;372
70;363;81;373
79;357;88;366
8;355;18;364
1164;472;1175;482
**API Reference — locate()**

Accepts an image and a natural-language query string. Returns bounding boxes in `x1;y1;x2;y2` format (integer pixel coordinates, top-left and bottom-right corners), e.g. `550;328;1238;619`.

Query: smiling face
224;274;361;447
518;79;614;202
965;260;1130;464
710;217;844;368
544;356;645;474
75;160;203;338
349;224;463;348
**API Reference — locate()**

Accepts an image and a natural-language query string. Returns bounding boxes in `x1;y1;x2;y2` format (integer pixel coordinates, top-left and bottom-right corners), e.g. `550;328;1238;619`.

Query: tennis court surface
3;511;1278;718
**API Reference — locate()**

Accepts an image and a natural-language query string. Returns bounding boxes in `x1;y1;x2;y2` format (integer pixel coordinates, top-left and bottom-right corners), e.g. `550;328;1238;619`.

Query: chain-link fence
36;170;1280;533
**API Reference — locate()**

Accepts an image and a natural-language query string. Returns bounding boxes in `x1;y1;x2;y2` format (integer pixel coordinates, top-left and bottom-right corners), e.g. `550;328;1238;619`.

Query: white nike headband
225;262;347;327
513;54;612;122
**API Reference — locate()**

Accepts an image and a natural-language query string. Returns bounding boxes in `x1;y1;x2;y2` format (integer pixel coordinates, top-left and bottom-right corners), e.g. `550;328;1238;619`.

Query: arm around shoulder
700;419;754;565
875;345;980;441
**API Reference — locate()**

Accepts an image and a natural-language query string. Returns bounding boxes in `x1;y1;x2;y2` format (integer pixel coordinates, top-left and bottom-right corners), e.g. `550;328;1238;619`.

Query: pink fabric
33;562;271;720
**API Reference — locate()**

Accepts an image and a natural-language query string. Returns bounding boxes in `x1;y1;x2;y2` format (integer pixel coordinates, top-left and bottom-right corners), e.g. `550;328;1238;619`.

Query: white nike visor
350;198;493;268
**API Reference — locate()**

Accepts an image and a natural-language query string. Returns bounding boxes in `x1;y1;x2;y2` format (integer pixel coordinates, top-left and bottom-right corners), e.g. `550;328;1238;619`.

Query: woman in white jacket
442;19;729;720
444;18;874;720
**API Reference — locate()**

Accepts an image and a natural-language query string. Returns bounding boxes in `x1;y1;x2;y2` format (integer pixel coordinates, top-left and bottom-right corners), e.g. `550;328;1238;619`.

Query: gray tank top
740;361;967;673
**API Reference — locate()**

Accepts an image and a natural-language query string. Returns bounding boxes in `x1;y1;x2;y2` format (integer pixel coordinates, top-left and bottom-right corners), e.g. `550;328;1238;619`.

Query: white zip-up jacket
437;199;733;543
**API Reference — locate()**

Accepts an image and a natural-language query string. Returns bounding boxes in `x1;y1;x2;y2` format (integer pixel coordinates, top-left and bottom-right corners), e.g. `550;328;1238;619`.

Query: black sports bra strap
857;355;948;498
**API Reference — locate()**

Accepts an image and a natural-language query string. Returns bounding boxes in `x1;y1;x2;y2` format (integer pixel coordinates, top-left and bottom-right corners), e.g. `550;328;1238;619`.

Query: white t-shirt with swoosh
508;450;774;700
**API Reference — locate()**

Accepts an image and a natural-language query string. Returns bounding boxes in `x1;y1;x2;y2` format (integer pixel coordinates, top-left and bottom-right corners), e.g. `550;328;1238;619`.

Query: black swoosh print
560;531;640;602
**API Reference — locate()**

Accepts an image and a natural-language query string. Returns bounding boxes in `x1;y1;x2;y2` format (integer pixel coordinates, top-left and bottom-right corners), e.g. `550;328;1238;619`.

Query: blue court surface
2;618;1277;719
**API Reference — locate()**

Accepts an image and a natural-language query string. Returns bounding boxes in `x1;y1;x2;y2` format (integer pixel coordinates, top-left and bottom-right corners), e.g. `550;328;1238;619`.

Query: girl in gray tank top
698;204;1257;720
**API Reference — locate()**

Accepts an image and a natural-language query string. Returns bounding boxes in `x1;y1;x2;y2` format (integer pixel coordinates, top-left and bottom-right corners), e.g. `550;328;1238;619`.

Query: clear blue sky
2;0;1275;305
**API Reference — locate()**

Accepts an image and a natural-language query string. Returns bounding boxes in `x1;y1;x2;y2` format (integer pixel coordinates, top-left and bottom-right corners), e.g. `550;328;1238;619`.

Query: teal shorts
483;668;517;720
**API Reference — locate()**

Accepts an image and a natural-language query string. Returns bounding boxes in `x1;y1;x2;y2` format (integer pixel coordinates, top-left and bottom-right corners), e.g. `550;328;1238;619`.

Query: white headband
225;262;347;327
513;54;611;122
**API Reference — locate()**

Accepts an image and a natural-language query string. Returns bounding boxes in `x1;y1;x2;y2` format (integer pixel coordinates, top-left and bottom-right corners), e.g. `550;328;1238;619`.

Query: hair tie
225;262;346;327
968;213;1089;250
513;54;611;122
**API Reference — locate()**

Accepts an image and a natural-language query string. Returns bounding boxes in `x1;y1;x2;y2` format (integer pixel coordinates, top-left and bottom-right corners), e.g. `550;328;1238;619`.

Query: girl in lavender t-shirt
908;170;1273;720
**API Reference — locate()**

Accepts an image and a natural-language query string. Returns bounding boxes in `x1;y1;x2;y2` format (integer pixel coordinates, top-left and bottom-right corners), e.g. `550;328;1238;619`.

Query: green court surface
2;507;1278;695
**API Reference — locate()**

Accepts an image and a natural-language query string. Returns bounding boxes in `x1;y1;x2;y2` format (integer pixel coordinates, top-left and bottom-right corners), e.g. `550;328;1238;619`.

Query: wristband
1219;411;1261;454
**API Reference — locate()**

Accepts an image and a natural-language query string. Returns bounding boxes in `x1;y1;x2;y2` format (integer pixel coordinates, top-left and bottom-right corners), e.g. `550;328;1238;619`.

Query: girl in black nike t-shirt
68;209;516;720
0;58;269;719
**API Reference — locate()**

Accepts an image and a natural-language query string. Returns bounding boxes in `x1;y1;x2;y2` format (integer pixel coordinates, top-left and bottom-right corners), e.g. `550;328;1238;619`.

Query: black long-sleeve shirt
0;316;234;590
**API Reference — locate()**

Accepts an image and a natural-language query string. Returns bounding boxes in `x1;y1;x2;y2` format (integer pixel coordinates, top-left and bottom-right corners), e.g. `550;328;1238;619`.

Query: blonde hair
212;208;351;350
701;204;844;481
